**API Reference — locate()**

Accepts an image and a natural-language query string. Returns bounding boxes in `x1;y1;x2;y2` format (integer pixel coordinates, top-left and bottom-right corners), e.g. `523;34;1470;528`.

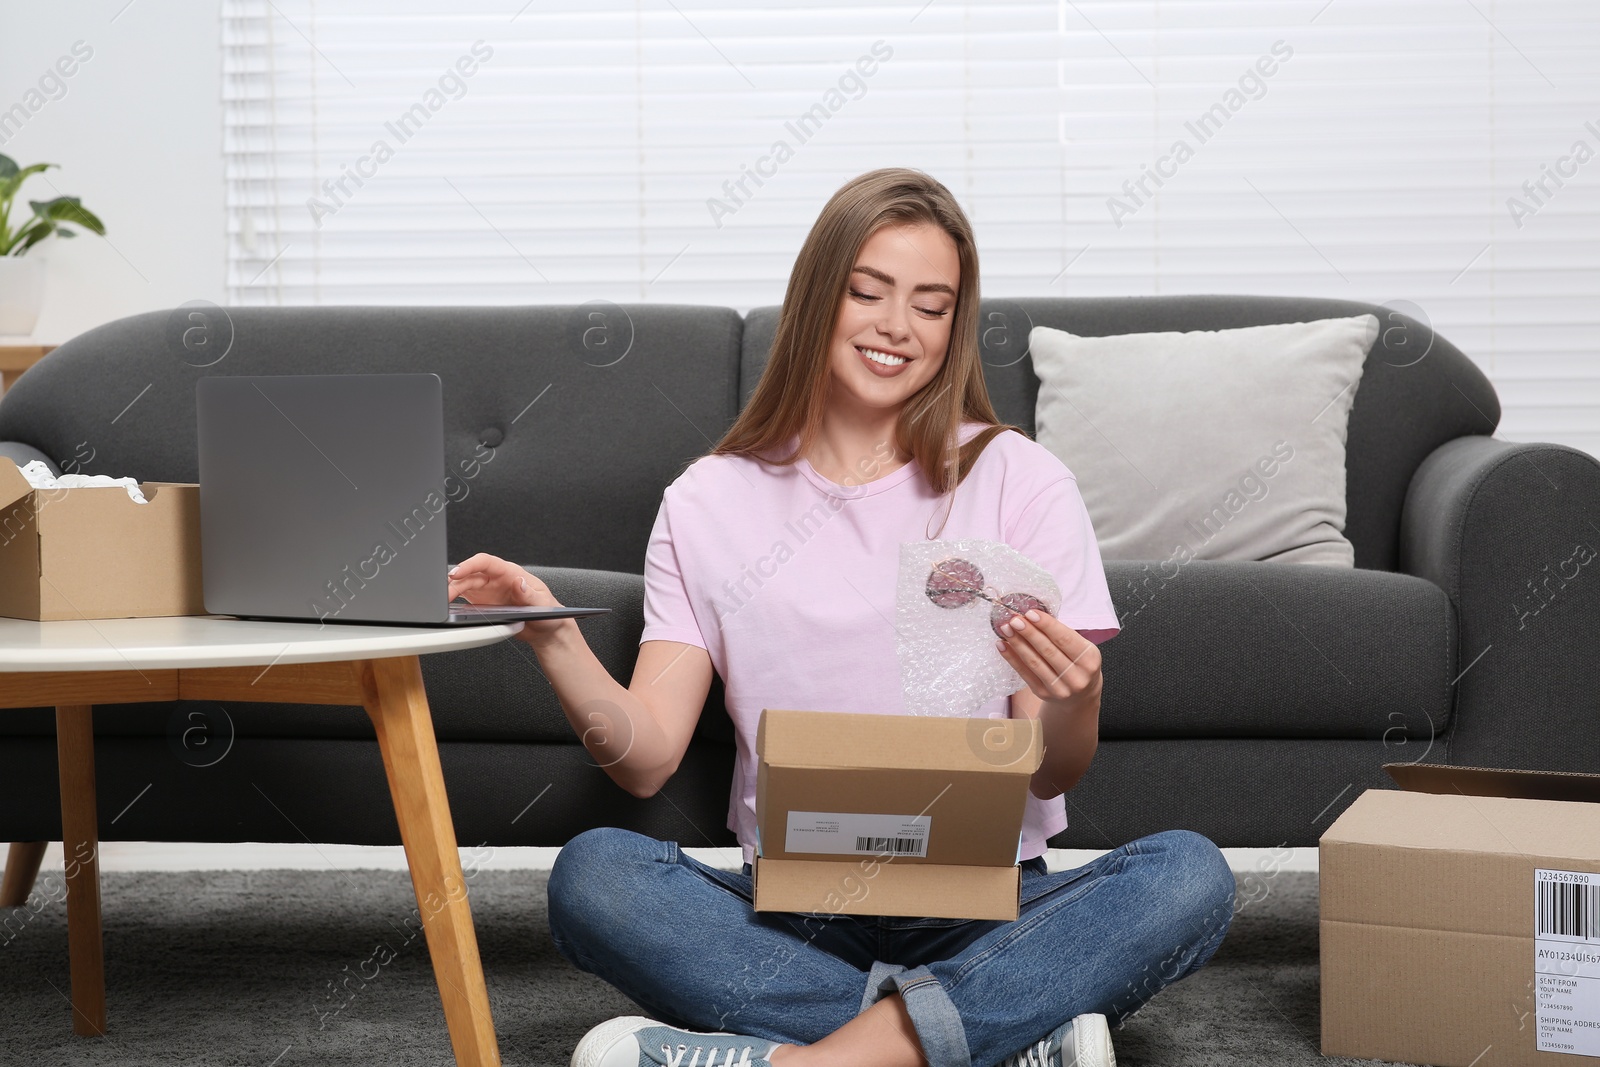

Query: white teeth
859;347;908;367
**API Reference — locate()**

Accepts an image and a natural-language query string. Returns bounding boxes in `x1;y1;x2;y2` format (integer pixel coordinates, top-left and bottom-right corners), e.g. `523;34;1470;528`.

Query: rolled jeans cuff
860;961;972;1067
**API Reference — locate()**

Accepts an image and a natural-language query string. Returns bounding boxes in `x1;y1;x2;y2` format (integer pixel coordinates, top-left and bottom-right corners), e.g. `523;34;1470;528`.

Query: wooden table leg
360;657;499;1067
1;841;47;906
55;704;106;1037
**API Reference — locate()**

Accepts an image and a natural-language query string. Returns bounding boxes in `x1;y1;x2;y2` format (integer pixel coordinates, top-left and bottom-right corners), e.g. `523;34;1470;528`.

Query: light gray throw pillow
1029;315;1379;568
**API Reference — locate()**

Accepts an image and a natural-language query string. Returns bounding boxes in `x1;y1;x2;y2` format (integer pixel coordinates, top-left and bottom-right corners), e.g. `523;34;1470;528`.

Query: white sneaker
996;1013;1115;1067
571;1015;780;1067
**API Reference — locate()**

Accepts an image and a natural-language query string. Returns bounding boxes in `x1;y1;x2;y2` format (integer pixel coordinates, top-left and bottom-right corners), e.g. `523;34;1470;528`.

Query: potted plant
0;153;106;335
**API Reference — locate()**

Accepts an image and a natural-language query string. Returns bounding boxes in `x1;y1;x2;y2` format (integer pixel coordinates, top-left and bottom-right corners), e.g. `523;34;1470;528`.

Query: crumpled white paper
19;459;148;504
895;538;1061;717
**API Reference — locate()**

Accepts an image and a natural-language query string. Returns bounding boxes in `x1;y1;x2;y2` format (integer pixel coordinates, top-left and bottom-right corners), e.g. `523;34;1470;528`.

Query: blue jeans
547;826;1234;1067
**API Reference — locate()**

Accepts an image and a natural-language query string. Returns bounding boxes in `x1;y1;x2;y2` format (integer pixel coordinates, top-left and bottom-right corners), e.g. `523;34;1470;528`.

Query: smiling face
825;220;960;419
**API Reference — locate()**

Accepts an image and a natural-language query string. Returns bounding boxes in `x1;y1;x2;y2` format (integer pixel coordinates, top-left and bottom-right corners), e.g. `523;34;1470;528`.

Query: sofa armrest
0;440;55;474
1400;435;1600;770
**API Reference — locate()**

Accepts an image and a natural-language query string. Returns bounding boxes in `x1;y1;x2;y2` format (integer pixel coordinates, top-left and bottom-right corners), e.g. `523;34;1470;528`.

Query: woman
447;168;1235;1067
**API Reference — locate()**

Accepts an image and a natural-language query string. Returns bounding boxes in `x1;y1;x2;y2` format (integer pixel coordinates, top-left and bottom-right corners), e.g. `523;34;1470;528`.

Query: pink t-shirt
640;420;1122;867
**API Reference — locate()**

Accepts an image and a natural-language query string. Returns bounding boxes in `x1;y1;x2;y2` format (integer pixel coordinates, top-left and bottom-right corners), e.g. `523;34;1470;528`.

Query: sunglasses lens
991;593;1049;638
926;557;984;608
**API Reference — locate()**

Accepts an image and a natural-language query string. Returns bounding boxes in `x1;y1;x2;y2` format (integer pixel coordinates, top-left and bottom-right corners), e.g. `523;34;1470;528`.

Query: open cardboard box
0;460;204;621
1321;762;1600;1067
753;707;1042;922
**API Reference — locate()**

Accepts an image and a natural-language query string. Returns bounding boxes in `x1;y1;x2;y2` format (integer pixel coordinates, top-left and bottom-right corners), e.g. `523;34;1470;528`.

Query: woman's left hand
996;609;1103;705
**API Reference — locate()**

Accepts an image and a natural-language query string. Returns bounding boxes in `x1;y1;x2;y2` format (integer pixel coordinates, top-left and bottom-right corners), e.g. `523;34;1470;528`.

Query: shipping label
1535;868;1600;1056
784;810;930;858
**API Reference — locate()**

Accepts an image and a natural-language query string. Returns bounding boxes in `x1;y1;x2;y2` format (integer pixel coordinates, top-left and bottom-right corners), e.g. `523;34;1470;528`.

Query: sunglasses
925;556;1050;639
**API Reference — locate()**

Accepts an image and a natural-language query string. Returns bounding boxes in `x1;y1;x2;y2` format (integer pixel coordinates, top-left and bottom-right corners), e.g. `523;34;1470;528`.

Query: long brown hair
712;168;1022;536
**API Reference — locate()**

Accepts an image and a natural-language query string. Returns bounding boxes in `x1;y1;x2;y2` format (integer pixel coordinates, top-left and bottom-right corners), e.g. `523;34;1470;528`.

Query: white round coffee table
0;615;522;1066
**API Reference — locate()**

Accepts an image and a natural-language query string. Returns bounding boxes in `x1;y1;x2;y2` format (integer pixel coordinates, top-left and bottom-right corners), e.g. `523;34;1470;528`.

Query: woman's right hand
447;552;573;646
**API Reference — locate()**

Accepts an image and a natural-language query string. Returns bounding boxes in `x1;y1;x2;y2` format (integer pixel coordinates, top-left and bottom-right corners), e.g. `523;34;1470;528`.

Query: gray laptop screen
196;373;450;624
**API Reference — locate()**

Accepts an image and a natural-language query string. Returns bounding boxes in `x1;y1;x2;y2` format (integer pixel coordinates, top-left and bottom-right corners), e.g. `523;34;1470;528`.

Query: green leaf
28;197;105;235
13;219;56;253
0;163;53;204
0;167;106;255
71;205;105;235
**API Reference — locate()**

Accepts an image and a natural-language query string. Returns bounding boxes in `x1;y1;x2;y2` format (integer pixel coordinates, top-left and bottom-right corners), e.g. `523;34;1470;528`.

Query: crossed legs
547;827;1234;1067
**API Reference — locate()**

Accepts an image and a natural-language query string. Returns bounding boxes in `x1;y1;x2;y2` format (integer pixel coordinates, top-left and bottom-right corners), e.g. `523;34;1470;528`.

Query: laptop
195;372;611;627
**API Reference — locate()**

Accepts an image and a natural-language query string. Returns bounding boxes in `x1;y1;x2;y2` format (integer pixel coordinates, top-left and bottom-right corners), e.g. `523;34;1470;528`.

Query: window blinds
222;0;1600;456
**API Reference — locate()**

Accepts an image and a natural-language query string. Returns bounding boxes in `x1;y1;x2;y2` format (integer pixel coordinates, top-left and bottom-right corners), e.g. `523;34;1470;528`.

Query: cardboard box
753;707;1041;921
0;461;204;621
1321;763;1600;1067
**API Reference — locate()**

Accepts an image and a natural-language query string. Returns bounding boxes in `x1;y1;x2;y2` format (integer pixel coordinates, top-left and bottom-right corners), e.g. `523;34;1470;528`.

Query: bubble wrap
895;538;1061;717
18;460;148;504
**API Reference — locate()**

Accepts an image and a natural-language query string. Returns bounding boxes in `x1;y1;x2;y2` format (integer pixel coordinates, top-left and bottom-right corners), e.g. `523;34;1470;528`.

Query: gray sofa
0;296;1595;859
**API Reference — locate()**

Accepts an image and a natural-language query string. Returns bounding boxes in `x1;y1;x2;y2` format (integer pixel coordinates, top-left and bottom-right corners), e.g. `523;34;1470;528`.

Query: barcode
855;835;926;856
1538;879;1599;939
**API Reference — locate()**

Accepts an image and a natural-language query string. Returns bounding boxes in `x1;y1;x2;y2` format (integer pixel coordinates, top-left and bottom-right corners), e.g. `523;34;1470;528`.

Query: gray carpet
0;868;1395;1066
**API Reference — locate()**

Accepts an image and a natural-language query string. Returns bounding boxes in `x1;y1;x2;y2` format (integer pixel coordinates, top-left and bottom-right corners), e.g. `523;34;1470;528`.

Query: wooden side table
0;615;522;1067
0;344;54;393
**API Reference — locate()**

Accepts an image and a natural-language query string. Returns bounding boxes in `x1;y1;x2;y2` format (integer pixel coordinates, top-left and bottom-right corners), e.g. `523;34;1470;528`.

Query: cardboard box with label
753;707;1042;922
0;461;204;621
1321;763;1600;1067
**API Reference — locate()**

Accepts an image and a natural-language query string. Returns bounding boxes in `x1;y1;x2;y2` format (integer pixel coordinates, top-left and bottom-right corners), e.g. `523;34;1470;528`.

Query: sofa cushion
0;304;744;575
976;296;1499;573
1029;315;1378;567
1099;559;1454;741
11;557;1447;745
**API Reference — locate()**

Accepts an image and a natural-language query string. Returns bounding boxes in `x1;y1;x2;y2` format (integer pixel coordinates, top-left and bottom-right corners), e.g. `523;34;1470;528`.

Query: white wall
1;1;225;345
